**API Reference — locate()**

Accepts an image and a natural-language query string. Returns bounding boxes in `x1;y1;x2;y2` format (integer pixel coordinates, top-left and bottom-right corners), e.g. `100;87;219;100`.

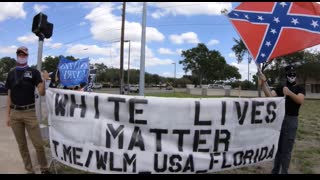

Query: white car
92;83;103;89
124;84;139;93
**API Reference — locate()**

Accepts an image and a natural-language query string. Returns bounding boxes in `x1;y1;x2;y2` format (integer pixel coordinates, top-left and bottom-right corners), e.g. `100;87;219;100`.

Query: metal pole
127;40;131;95
248;52;250;82
173;62;176;93
36;34;44;122
119;2;126;94
139;2;147;96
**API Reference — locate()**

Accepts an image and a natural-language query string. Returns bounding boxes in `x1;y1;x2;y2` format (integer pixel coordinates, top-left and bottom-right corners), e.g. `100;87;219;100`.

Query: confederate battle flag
227;2;320;63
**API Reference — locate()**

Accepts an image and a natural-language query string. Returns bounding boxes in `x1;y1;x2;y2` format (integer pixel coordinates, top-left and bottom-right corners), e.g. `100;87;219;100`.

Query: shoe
41;170;51;174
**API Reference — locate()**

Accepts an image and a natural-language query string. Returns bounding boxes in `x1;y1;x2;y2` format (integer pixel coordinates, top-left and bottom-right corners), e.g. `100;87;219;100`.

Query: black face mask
286;72;296;85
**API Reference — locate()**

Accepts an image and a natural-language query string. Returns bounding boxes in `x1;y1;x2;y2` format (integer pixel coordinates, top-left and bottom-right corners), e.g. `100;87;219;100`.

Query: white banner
46;88;285;174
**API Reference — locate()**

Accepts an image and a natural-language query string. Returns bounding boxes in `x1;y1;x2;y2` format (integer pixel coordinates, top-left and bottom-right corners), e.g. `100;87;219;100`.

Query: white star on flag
261;53;266;58
265;41;272;47
258;16;264;21
280;2;287;7
245;14;249;19
273;17;280;23
291;18;299;25
270;29;277;34
311;20;319;28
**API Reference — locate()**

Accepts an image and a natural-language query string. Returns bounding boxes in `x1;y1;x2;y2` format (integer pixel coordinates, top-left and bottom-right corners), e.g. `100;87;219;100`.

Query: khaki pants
10;108;48;173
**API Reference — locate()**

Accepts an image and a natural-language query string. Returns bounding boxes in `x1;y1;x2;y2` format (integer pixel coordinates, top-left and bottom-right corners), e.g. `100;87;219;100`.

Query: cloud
84;3;164;43
176;49;183;55
17;34;38;44
79;2;103;9
231;60;257;81
207;39;220;46
117;2;143;14
33;4;49;13
149;2;232;19
66;44;109;56
228;52;236;58
0;45;18;55
79;21;87;26
65;42;173;69
0;2;26;22
44;42;63;49
169;32;200;44
158;48;175;55
306;44;320;53
161;72;172;78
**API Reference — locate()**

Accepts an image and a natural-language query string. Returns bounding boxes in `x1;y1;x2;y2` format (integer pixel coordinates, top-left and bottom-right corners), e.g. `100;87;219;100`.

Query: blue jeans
272;115;298;174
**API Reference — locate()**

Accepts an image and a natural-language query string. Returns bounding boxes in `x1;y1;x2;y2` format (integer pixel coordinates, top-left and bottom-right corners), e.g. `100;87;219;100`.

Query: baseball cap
285;65;296;73
16;46;29;55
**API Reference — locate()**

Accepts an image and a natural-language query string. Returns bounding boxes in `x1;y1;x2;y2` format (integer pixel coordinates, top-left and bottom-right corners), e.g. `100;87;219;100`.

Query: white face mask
287;75;296;83
17;56;28;64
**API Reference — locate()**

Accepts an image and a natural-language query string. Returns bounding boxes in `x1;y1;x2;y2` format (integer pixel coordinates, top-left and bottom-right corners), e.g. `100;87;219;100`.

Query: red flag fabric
228;2;320;63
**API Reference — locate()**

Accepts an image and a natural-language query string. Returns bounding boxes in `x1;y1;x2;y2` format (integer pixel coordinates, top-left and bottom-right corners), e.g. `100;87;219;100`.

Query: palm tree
231;38;248;64
231;38;263;97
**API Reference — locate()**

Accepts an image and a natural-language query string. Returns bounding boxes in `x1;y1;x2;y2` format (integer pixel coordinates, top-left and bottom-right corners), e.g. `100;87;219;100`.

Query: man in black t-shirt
260;65;305;174
5;46;50;174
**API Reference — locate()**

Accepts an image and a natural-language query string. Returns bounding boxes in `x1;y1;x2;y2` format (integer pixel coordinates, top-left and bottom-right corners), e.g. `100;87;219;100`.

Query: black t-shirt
275;83;305;116
5;67;43;106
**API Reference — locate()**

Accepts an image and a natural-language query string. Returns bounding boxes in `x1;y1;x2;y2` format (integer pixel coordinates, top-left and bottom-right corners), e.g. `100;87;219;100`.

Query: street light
172;62;176;93
111;40;131;94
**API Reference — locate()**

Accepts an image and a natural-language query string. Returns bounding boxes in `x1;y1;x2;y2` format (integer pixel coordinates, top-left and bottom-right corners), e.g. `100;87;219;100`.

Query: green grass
52;93;320;174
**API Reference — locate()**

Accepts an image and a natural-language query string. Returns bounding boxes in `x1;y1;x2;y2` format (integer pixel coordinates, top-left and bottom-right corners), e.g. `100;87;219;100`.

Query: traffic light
32;12;53;39
43;22;53;39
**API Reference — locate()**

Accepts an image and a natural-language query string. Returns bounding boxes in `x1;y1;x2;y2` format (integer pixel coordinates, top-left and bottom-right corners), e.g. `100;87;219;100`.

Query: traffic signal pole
36;33;45;122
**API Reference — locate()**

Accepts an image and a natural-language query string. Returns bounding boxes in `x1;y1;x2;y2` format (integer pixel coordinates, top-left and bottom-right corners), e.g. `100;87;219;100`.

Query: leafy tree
42;55;78;73
0;57;16;81
180;43;241;86
42;56;60;72
179;43;211;86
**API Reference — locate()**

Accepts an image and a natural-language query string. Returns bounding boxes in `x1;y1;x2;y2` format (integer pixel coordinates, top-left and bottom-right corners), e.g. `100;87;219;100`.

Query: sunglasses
17;53;28;57
287;73;296;77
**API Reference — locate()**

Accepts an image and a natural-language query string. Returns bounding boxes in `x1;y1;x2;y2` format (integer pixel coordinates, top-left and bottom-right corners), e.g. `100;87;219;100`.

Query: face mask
287;73;296;83
17;56;28;65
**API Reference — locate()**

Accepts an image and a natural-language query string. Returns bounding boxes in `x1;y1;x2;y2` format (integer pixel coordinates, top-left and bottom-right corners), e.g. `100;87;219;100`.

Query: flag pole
256;63;272;97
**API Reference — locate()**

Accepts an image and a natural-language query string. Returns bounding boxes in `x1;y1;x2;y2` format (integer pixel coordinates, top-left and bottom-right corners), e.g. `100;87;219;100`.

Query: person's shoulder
28;67;41;74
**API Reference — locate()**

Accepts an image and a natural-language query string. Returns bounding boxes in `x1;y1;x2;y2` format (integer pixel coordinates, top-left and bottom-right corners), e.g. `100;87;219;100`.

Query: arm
258;73;277;97
283;87;305;105
6;90;11;127
37;70;49;96
37;81;45;96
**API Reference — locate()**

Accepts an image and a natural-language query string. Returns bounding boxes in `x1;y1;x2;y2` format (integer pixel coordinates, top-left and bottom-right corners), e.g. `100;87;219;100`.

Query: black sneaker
41;170;51;174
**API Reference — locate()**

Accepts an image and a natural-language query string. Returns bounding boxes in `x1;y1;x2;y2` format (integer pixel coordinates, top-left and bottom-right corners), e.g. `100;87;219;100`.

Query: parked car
208;84;223;89
124;84;139;93
166;85;173;90
223;85;232;89
92;83;103;89
0;82;8;95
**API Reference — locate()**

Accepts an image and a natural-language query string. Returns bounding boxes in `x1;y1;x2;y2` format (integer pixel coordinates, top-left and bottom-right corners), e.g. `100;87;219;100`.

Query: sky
1;2;320;82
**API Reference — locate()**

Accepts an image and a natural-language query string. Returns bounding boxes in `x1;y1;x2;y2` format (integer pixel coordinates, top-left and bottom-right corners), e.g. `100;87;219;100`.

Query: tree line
1;42;319;89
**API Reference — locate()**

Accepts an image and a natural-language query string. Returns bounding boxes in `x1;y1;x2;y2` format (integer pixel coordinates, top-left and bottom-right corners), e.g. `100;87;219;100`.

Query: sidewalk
0;96;49;174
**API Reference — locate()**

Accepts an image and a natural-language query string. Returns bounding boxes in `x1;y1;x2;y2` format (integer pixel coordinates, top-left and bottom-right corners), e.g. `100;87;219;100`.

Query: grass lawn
50;92;320;174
